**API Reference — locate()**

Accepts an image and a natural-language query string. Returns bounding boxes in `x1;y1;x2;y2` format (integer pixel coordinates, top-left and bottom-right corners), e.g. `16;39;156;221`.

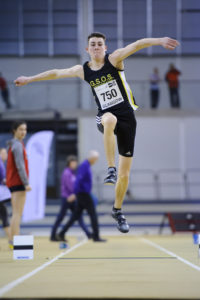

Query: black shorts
9;185;25;193
96;109;137;157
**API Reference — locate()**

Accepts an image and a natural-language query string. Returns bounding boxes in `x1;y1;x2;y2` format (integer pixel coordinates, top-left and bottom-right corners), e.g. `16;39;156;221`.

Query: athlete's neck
89;56;105;70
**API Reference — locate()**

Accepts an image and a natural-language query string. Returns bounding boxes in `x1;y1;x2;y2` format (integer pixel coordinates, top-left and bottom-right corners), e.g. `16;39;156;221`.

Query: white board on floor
13;235;34;260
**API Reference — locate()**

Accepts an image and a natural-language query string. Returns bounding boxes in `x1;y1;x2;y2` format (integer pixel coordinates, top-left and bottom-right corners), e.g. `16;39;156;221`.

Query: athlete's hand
14;76;31;86
25;185;32;191
161;37;180;50
67;194;76;203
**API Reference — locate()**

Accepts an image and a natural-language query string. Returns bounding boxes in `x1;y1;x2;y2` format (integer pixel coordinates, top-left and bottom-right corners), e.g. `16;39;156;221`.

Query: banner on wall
22;131;54;222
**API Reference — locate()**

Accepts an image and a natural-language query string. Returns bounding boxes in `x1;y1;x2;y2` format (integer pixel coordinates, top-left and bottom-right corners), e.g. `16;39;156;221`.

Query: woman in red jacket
6;121;31;248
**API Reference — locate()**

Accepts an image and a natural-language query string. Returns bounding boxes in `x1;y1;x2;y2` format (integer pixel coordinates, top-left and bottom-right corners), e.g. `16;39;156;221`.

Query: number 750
100;89;117;101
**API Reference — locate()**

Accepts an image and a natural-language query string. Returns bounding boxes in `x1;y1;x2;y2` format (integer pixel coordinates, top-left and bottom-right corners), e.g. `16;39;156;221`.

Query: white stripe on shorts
96;115;102;124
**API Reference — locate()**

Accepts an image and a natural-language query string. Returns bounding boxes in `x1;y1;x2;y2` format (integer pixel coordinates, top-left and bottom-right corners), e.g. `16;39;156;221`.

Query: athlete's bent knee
102;113;117;130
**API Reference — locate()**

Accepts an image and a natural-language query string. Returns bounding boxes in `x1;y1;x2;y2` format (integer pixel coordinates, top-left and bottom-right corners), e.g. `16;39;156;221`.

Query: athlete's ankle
113;206;121;212
108;166;116;171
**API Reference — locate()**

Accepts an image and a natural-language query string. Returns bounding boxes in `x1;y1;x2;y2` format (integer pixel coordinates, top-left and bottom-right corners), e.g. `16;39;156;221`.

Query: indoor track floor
0;234;200;299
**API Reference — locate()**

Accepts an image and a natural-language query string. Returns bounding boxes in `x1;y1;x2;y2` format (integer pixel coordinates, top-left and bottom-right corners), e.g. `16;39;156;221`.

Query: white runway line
0;239;87;297
141;238;200;272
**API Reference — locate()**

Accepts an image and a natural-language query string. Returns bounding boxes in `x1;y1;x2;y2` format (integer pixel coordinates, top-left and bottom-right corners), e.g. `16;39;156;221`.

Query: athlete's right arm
14;64;84;86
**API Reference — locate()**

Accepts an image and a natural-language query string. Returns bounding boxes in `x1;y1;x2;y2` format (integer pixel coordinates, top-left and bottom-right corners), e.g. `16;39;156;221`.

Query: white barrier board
13;235;34;260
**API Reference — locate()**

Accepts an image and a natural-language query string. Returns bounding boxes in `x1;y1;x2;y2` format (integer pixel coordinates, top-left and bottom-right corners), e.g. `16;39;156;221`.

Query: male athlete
14;33;179;233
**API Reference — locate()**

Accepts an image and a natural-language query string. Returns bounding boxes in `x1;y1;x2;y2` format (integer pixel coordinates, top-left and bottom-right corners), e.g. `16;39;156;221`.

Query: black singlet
83;54;138;114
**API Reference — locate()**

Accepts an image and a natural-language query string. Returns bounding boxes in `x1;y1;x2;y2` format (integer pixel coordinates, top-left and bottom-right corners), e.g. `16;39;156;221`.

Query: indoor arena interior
0;1;200;300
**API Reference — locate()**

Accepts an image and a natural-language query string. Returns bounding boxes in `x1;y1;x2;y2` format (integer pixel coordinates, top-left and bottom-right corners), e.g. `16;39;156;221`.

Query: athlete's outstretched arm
14;64;84;86
110;37;179;64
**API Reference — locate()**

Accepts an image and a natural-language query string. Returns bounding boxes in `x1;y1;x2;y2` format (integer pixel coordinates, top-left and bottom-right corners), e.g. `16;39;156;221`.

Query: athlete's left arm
109;37;179;65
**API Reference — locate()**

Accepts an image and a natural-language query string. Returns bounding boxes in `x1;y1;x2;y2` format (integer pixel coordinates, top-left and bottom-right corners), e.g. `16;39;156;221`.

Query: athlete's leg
10;191;26;240
101;112;117;167
111;155;132;233
111;110;136;233
114;155;133;209
101;112;118;185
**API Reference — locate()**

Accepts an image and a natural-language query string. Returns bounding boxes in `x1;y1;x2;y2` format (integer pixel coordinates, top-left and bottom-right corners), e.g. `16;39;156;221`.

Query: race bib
94;80;124;110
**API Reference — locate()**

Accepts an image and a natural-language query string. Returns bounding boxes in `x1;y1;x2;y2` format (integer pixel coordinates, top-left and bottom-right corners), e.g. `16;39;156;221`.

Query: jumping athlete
14;33;179;233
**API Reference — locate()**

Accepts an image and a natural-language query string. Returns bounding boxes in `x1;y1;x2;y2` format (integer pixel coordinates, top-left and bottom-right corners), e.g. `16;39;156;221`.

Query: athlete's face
87;37;107;60
14;123;27;140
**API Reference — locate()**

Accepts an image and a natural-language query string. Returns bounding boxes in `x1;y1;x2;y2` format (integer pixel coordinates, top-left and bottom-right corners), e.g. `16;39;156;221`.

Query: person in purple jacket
50;155;91;241
0;148;11;240
58;150;106;242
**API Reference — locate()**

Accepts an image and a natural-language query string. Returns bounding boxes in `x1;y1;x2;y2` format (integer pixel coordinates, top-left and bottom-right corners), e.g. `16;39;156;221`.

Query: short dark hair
66;155;77;167
11;120;27;134
88;32;106;42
